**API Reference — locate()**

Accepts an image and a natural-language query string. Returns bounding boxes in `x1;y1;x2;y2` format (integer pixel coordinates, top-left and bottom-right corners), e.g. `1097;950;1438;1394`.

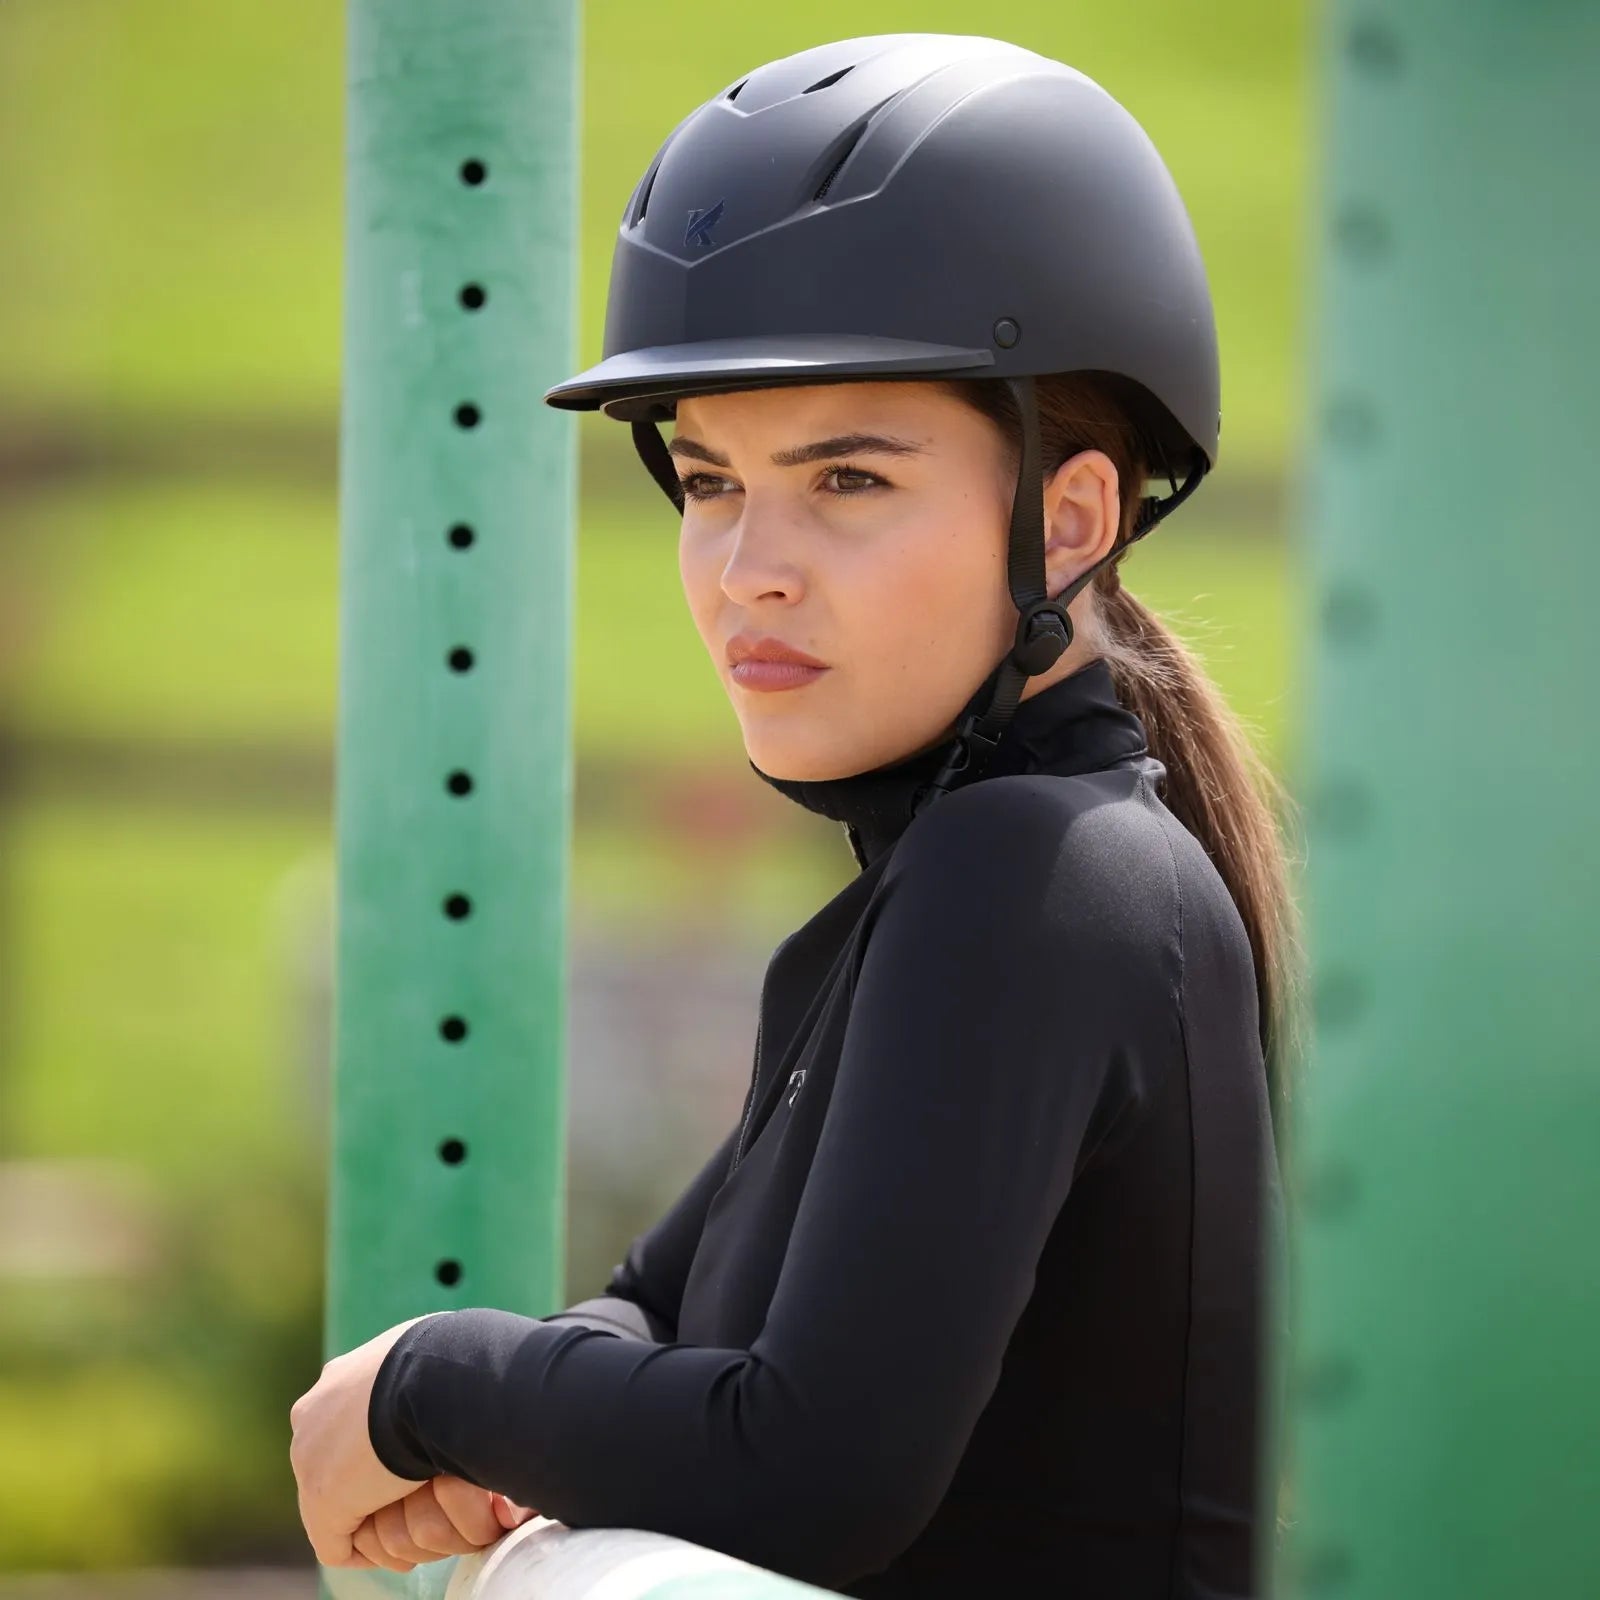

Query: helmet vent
633;160;661;225
811;120;868;202
725;78;749;102
803;65;855;94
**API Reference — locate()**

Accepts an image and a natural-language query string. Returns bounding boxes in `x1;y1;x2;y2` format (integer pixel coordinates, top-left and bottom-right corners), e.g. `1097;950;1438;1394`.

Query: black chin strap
909;376;1206;815
629;380;1206;818
633;419;687;510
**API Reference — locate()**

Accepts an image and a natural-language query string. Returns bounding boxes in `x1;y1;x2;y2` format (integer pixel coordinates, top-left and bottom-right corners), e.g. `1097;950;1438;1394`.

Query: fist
350;1475;541;1572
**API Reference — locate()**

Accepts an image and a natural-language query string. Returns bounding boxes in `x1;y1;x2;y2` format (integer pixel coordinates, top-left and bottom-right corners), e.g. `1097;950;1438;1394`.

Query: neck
750;657;1152;869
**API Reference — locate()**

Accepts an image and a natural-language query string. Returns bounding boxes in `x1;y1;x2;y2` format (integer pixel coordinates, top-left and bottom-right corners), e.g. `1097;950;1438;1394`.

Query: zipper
728;1014;764;1176
730;934;791;1177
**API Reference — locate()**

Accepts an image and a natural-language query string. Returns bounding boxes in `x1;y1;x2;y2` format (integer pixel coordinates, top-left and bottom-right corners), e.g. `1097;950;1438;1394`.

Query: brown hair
945;373;1307;1135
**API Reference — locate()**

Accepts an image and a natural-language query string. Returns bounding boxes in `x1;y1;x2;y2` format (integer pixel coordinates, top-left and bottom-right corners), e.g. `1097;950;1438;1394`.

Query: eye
675;464;896;499
677;471;731;502
821;465;888;496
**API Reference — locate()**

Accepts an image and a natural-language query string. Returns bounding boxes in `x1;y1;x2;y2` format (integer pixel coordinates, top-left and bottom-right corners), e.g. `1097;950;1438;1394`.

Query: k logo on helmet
685;199;726;249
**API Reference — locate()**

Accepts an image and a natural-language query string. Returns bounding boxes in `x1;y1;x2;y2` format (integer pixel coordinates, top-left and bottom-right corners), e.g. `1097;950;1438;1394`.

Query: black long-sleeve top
367;657;1282;1597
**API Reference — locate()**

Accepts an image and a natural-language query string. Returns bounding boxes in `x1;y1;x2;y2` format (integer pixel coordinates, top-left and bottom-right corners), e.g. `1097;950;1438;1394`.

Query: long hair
946;374;1307;1138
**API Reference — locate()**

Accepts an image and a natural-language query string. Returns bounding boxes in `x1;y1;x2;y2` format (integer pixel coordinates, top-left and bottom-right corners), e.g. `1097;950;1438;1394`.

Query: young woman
291;32;1301;1597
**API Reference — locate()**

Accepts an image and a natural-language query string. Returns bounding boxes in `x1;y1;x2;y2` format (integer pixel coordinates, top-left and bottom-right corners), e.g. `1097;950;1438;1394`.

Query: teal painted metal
1282;3;1600;1596
325;0;578;1588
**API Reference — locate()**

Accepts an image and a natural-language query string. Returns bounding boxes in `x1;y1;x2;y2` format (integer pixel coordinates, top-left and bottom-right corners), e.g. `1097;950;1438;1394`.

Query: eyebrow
666;432;929;469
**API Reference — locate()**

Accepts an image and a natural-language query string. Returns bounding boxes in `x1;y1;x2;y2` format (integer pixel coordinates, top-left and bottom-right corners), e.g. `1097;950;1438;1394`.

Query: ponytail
1094;581;1306;1126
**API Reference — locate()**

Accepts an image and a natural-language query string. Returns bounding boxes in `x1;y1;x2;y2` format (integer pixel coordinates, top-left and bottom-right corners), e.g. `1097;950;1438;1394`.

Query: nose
717;502;806;608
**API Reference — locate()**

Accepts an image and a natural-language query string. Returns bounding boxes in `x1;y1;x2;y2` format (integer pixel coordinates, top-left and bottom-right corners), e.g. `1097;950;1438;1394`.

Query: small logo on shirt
786;1068;807;1107
685;199;726;248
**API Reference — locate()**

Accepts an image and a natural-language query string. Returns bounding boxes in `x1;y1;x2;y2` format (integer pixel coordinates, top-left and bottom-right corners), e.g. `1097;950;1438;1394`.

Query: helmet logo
685;199;726;249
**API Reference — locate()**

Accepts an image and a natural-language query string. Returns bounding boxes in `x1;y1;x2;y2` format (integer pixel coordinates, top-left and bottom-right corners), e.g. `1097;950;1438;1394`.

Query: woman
290;32;1301;1597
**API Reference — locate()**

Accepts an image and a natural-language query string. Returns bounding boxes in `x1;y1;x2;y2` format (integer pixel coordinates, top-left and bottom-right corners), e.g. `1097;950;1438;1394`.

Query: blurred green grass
6;796;326;1175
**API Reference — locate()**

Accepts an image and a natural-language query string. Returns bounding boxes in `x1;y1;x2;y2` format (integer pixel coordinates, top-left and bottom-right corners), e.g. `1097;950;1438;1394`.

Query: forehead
674;379;969;439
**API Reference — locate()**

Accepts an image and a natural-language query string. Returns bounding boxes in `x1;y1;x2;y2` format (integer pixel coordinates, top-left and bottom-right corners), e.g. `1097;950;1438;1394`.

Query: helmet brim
543;334;997;421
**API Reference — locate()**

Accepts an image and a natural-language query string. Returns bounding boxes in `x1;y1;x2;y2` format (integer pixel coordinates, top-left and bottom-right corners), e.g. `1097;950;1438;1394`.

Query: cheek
858;508;1008;676
677;525;718;643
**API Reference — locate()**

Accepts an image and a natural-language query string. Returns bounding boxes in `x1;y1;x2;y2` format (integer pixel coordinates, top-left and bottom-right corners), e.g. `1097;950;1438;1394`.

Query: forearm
363;1307;891;1584
538;1291;663;1342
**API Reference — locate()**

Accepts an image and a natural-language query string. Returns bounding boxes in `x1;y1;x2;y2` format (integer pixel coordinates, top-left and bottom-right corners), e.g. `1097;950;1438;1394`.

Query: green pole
1283;3;1600;1596
325;0;578;1584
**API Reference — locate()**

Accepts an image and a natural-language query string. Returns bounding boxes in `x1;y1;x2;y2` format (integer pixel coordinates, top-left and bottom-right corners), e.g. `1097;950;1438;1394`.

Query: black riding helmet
544;32;1219;810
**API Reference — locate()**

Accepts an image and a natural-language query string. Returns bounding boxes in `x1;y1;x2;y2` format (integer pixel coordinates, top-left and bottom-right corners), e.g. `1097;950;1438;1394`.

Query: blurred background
0;0;1306;1588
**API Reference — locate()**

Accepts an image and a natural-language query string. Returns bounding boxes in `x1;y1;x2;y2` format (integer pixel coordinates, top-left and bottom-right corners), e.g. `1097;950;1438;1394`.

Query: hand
349;1476;541;1573
290;1315;439;1568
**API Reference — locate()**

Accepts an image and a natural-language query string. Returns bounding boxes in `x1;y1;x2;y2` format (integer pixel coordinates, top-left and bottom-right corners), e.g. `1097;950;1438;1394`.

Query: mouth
725;634;829;671
724;633;830;695
727;657;831;694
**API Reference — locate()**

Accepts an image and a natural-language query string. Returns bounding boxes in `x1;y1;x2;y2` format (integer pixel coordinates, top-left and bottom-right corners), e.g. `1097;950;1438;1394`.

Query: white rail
443;1519;828;1600
321;1518;834;1600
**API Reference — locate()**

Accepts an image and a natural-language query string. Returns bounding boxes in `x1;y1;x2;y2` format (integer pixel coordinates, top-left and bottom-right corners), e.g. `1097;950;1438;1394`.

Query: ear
1041;450;1120;601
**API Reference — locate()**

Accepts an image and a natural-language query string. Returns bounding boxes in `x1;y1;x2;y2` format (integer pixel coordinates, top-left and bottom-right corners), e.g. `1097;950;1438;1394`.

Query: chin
743;726;880;783
745;715;942;782
746;746;850;783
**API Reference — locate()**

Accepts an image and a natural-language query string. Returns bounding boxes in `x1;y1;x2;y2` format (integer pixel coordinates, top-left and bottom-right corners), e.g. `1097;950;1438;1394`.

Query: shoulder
888;768;1180;909
870;770;1183;986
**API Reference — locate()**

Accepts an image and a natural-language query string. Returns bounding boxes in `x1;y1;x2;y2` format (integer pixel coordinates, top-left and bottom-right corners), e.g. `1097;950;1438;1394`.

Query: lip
725;634;830;694
726;634;829;669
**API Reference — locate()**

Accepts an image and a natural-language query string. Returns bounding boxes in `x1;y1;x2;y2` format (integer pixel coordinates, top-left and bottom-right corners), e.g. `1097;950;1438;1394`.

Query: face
672;380;1117;781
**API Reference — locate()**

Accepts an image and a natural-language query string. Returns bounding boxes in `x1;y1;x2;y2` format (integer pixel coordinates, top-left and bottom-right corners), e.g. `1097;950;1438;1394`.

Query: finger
401;1482;484;1556
325;1516;378;1568
311;1529;377;1572
432;1474;504;1547
301;1503;374;1570
374;1497;437;1566
352;1514;416;1573
491;1493;539;1530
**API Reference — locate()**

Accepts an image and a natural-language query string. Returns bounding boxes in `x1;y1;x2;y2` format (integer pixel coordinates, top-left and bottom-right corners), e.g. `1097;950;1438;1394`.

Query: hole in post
447;523;475;549
1322;582;1381;645
448;647;475;673
460;159;487;186
439;1138;467;1165
1313;967;1366;1032
454;403;481;429
1347;20;1403;77
443;893;472;920
436;1259;463;1286
446;770;474;797
439;1016;468;1043
459;283;487;310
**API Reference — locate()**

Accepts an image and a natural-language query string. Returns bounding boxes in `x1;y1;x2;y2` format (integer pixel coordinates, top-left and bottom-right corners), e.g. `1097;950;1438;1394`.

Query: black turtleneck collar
750;656;1153;869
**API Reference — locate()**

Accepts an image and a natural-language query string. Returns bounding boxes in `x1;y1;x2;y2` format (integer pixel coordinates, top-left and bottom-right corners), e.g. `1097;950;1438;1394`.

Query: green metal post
326;0;578;1585
1282;3;1600;1596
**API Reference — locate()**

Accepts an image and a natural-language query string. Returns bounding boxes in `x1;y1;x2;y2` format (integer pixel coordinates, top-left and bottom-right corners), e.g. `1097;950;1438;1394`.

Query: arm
537;1120;743;1343
365;782;1175;1589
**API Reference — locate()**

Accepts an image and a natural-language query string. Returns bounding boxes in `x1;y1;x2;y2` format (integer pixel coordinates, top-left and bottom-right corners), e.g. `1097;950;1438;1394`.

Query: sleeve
369;1113;741;1464
364;782;1177;1591
538;1119;743;1343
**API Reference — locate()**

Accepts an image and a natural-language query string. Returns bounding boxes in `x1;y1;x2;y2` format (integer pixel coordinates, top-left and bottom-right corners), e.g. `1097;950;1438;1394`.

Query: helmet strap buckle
1010;598;1073;677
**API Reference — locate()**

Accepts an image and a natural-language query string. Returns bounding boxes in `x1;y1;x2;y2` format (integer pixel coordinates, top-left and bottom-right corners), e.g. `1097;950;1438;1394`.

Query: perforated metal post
325;1;578;1588
1281;3;1600;1595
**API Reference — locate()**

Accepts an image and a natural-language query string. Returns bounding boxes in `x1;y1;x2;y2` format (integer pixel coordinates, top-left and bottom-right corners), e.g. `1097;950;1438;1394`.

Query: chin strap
632;419;687;511
628;380;1206;820
908;377;1206;816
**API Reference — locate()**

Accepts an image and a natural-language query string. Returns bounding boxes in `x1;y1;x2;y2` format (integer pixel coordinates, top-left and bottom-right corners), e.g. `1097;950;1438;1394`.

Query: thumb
490;1493;538;1530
